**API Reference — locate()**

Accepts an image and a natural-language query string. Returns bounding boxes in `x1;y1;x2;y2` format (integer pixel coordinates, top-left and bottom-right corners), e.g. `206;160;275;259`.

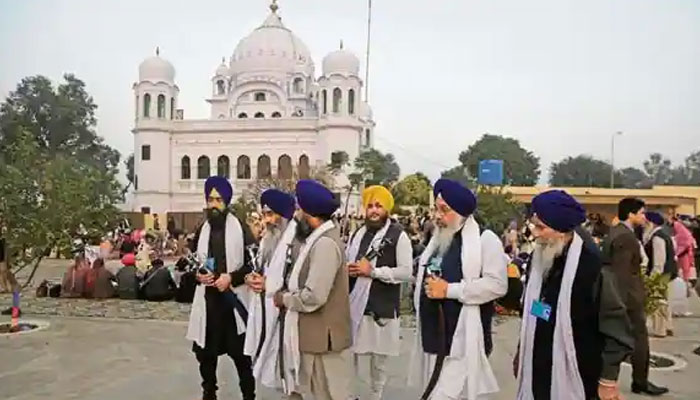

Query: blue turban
433;178;477;217
531;190;586;233
204;176;233;205
645;211;664;226
296;179;339;217
261;189;296;220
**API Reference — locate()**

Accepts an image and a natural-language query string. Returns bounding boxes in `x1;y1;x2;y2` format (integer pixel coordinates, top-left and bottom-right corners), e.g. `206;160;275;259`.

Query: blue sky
1;0;699;182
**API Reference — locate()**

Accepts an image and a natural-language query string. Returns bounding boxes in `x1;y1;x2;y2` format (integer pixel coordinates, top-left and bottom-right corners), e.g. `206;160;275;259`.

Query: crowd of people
10;173;699;400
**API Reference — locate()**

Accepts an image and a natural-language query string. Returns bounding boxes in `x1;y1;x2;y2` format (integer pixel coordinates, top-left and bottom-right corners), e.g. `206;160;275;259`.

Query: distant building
131;2;374;213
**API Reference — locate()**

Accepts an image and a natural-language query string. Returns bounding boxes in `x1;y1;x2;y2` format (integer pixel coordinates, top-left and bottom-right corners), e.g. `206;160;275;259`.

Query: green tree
0;75;123;290
476;186;523;234
682;150;700;185
457;134;540;186
549;155;619;187
353;148;400;187
392;173;433;207
617;167;652;189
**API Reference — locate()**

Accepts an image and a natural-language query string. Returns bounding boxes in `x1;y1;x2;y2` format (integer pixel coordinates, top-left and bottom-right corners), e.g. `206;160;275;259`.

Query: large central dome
230;3;314;77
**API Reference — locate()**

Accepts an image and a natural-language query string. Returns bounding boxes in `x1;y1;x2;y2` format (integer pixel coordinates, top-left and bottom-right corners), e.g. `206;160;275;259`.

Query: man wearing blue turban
409;179;508;400
516;190;634;400
186;176;256;400
243;188;300;391
271;179;352;399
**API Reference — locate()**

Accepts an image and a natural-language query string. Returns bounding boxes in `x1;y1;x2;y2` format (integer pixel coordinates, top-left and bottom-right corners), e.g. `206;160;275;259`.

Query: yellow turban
362;185;394;212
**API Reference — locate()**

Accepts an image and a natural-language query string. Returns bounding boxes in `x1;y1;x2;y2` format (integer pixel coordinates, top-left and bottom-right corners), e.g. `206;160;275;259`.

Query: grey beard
435;217;465;256
534;237;567;277
260;220;287;265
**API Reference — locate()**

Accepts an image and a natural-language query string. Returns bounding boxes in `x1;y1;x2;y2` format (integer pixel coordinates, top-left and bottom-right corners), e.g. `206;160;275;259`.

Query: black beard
365;215;387;231
294;217;314;241
206;207;228;228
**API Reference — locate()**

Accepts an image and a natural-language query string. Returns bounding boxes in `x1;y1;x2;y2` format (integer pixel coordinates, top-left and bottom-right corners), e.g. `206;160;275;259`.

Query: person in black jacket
141;258;176;301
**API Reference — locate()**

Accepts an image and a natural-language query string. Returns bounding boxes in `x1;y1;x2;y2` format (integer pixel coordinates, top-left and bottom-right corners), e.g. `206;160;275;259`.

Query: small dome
215;60;230;77
138;51;175;83
322;47;360;77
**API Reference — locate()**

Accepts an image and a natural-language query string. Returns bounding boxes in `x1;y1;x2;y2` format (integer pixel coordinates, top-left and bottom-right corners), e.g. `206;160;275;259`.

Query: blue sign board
478;160;504;185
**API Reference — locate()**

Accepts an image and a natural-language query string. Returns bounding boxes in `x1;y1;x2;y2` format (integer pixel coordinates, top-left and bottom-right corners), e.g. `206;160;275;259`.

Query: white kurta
409;217;508;400
353;230;414;356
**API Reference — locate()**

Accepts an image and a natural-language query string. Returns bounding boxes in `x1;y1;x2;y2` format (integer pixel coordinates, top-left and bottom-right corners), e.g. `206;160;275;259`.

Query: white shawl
281;220;335;395
516;232;585;400
244;220;294;358
346;219;392;342
186;213;248;349
250;220;298;390
409;216;503;400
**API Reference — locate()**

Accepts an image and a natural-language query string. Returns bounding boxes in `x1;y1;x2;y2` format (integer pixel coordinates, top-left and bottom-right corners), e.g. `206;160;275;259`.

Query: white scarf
244;220;293;359
280;220;335;395
186;213;248;349
346;219;392;342
250;220;298;390
516;232;585;400
409;216;499;400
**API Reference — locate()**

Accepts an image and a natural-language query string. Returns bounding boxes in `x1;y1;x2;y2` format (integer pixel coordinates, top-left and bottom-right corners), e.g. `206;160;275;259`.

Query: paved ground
1;259;700;399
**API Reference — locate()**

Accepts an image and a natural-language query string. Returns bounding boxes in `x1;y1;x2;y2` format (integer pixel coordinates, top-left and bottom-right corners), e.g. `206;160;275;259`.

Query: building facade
131;2;374;213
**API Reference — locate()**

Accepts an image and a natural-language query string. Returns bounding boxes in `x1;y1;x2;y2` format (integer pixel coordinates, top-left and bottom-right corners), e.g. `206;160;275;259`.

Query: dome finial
340;40;344;50
221;56;225;64
156;46;160;56
270;0;279;13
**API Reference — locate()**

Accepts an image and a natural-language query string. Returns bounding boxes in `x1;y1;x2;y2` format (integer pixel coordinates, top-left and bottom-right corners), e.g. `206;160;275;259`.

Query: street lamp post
610;131;623;188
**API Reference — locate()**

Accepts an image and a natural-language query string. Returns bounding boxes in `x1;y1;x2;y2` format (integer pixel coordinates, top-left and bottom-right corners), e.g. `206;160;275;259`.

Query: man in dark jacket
116;253;140;300
602;198;668;396
142;258;176;301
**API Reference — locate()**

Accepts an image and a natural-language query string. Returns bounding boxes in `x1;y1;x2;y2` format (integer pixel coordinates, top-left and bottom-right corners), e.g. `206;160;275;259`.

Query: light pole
610;131;623;188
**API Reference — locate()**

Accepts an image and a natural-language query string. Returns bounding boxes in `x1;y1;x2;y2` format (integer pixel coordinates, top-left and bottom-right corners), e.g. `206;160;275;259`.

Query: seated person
61;255;90;298
141;259;176;301
116;253;140;300
86;258;116;299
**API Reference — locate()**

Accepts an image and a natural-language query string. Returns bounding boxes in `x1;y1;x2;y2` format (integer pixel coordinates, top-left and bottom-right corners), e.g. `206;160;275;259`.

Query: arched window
298;154;310;179
238;112;248;119
254;112;265;119
216;80;225;95
332;88;342;113
197;156;210;179
321;90;327;114
293;77;304;93
365;129;371;146
257;154;271;179
348;89;355;115
157;94;166;118
255;92;266;102
278;154;292;179
181;156;191;179
217;155;230;178
271;111;281;118
170;98;175;120
237;155;251;179
143;94;151;117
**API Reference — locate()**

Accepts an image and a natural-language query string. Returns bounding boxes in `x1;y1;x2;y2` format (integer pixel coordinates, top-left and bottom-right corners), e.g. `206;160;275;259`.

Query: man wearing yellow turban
346;185;413;399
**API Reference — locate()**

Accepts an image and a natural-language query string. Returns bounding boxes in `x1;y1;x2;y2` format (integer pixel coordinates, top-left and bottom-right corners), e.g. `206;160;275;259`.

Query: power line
373;134;455;171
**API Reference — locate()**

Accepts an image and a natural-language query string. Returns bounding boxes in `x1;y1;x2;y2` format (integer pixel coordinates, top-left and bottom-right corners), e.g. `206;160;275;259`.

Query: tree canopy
392;173;432;207
0;74;123;290
353;148;400;187
456;134;540;186
549;155;617;187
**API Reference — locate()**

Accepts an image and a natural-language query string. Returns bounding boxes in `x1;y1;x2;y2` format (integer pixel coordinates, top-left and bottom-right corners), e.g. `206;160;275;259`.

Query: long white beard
534;237;568;277
435;217;466;256
260;220;286;265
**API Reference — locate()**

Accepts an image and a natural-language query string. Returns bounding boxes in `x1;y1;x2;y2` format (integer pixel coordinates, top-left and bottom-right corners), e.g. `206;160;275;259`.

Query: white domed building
131;2;375;214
